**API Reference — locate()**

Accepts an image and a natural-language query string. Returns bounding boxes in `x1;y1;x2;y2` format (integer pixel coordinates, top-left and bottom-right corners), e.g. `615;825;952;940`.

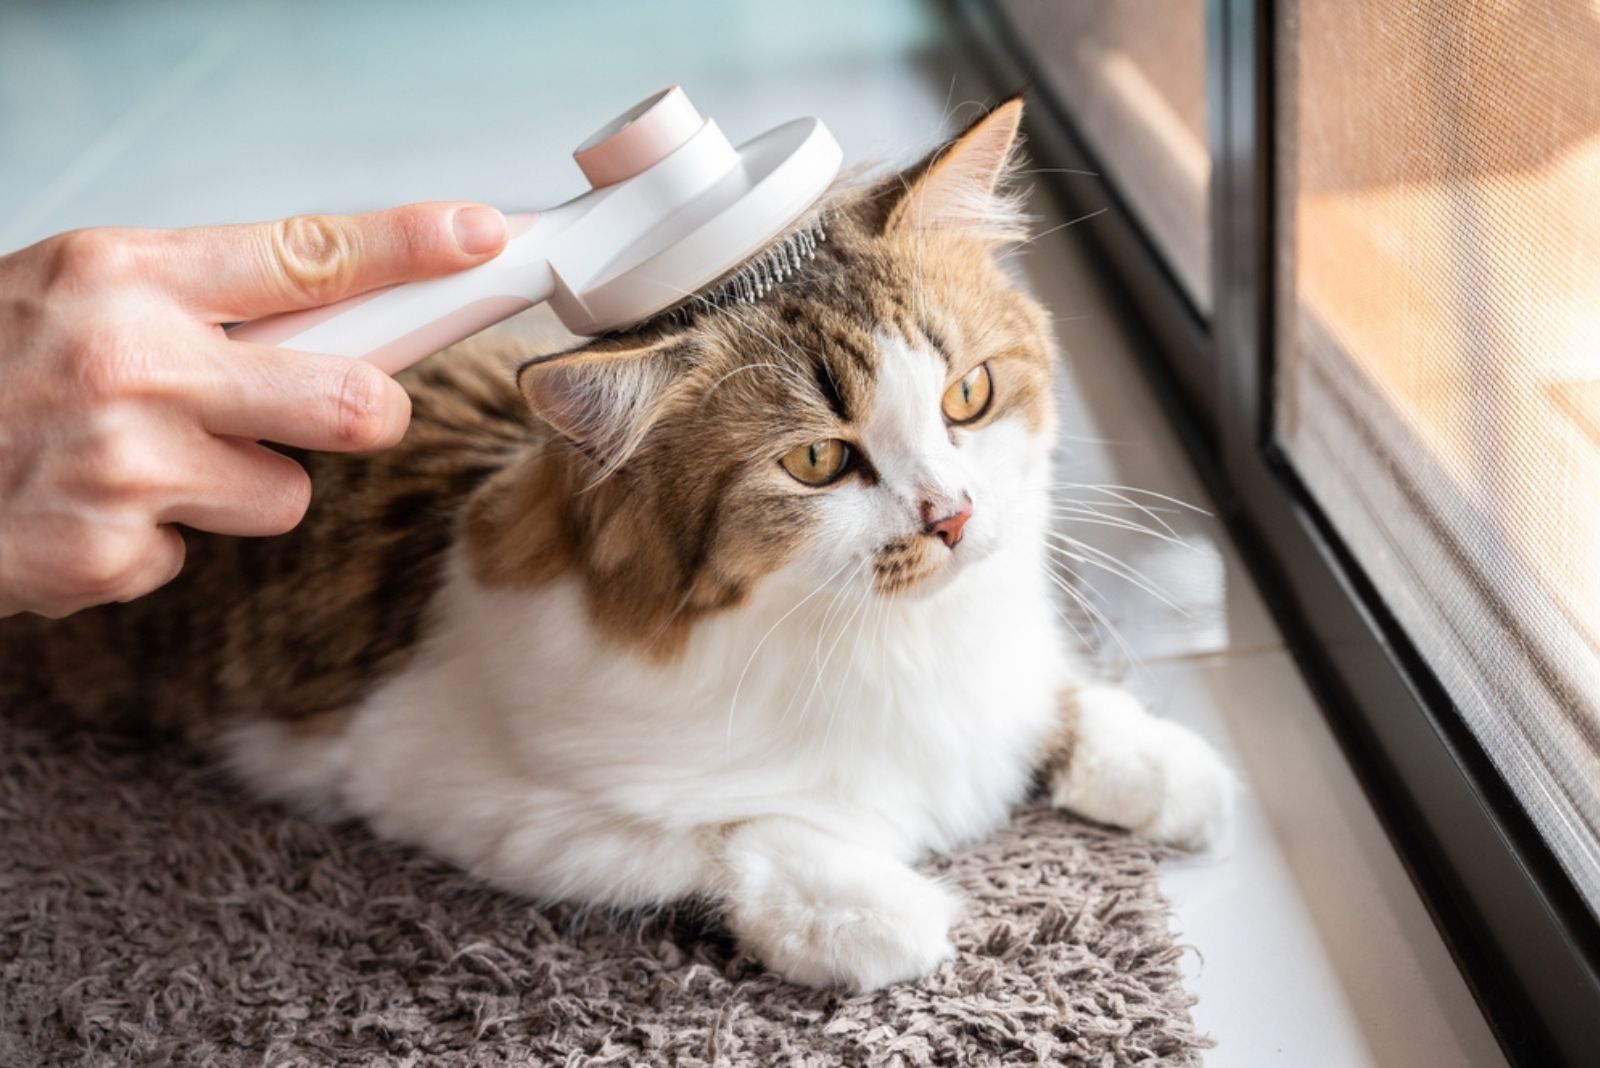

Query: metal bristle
665;214;828;325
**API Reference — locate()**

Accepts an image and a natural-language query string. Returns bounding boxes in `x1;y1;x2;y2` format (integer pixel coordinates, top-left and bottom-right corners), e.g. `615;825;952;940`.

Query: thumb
157;201;508;322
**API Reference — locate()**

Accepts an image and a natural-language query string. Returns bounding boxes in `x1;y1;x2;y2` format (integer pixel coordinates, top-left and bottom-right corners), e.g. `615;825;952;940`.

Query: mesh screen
996;0;1210;309
1275;0;1600;907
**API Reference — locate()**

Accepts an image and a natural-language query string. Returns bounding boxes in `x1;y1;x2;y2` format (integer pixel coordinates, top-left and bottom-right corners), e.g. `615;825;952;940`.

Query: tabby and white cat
0;99;1232;992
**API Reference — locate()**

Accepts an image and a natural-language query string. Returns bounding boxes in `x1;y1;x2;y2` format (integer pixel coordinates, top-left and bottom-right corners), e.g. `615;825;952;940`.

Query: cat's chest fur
231;526;1070;907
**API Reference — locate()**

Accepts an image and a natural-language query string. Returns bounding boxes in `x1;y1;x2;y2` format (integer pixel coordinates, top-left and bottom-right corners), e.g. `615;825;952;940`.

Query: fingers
154;201;508;322
14;438;309;618
12;519;188;619
193;341;412;453
159;439;314;537
110;525;187;605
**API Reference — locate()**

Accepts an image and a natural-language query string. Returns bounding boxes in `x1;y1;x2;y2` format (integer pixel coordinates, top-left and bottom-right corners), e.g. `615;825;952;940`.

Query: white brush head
226;87;841;367
547;88;843;335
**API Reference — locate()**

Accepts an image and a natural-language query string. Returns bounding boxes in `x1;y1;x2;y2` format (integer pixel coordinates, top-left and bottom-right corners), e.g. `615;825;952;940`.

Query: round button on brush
573;86;706;189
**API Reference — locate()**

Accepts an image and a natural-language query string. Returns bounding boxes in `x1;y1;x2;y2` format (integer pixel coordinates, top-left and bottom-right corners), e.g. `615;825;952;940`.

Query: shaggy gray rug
0;715;1209;1067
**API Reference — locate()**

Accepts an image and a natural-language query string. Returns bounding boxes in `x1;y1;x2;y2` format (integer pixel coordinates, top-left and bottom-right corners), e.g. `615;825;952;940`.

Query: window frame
951;0;1600;1062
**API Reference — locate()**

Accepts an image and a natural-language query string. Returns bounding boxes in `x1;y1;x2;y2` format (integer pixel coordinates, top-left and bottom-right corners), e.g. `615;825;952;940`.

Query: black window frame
948;1;1600;1063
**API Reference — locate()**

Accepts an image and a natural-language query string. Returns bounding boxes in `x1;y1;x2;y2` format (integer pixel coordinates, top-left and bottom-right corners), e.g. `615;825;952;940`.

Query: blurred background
0;0;986;248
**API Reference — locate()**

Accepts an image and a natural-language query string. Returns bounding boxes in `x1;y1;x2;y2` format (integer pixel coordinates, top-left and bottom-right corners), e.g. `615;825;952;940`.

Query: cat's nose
921;495;974;548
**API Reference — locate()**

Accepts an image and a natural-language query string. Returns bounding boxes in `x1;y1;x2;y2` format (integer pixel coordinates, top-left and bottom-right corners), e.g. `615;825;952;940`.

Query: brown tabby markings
480;177;1056;637
0;99;1058;744
0;346;531;741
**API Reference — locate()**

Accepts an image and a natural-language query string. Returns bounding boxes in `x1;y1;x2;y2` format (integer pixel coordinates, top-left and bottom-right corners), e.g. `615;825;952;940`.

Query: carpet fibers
0;716;1208;1066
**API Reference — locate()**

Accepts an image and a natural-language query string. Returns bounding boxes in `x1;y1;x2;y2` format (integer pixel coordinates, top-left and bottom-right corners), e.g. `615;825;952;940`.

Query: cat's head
514;98;1056;641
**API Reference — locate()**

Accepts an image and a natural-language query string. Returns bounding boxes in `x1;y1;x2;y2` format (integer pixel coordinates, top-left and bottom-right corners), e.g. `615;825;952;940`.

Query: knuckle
331;361;399;450
79;430;168;502
48;229;141;289
261;462;313;534
270;215;357;304
35;600;84;622
70;529;149;599
149;530;187;594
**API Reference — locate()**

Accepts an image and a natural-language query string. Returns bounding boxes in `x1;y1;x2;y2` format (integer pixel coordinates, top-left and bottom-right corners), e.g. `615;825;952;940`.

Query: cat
0;98;1232;992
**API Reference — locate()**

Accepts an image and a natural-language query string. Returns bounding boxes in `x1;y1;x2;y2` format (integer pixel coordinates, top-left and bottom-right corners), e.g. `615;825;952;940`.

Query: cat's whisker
1041;564;1138;668
851;587;889;718
1046;506;1177;546
1015;165;1102;178
1050;496;1183;517
1048;529;1178;596
811;579;874;715
1048;568;1137;664
725;556;856;758
819;583;881;758
794;577;872;736
1013;207;1108;249
938;76;960;145
1049;502;1172;530
776;558;869;729
1048;508;1196;550
712;316;817;400
1049;511;1177;543
1047;545;1178;622
1040;549;1118;616
1055;482;1211;516
1051;432;1123;446
1051;485;1183;540
815;559;868;647
830;582;880;726
698;362;797;410
1037;567;1098;652
1044;535;1192;618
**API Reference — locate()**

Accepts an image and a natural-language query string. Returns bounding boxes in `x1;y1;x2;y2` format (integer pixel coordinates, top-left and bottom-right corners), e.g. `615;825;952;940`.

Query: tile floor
1;2;1508;1063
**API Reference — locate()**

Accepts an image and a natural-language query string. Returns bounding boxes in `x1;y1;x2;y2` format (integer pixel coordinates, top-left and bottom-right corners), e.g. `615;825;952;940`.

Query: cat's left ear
882;95;1027;241
516;332;696;470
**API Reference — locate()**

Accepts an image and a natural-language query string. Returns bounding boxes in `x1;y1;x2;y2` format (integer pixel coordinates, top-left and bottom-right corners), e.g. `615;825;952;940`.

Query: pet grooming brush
229;86;842;373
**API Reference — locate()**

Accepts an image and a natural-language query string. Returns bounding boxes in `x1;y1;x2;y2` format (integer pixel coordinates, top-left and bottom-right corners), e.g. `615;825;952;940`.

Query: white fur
224;337;1232;991
1050;688;1237;851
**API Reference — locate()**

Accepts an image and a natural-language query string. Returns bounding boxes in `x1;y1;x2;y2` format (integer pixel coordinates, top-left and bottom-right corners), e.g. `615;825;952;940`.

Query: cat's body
0;101;1232;991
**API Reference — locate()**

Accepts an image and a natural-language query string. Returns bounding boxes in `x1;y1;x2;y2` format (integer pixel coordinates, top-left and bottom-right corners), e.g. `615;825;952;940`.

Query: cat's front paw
1050;687;1234;850
725;842;961;993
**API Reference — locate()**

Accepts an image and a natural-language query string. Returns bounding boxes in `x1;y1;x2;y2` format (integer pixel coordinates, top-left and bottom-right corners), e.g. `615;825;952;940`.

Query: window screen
995;0;1210;310
1275;0;1600;908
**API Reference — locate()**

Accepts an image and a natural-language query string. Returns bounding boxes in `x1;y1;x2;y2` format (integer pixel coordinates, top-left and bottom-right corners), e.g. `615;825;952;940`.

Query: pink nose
922;497;974;548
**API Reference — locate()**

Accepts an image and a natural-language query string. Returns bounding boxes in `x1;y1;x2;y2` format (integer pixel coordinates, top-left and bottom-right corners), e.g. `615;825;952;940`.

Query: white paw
726;848;961;993
1050;687;1235;850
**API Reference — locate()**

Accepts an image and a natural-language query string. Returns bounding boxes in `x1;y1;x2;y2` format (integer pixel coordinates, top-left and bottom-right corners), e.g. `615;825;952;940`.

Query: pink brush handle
226;284;398;346
226;212;543;374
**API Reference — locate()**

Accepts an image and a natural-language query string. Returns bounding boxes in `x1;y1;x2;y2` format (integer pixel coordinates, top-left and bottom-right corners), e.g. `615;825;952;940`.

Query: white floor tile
1137;653;1505;1067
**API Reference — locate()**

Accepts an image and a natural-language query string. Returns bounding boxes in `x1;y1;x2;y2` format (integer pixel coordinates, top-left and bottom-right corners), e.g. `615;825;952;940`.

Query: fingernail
452;205;507;255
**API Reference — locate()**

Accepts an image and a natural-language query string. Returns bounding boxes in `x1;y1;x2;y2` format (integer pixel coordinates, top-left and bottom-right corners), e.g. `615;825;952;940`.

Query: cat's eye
942;363;993;425
780;438;851;486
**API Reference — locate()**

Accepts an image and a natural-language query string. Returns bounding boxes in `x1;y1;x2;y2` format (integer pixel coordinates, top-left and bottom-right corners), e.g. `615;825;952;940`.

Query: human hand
0;202;508;618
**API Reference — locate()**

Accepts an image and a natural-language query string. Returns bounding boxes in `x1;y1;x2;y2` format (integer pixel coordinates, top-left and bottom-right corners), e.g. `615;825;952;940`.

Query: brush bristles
665;215;828;325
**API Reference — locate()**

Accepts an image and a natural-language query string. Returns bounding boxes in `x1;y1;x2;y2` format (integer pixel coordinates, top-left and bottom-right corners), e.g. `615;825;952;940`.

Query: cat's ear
882;95;1027;240
516;332;695;469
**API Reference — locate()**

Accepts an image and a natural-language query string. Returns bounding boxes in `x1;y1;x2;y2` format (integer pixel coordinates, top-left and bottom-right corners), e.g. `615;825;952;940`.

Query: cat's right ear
516;333;696;470
877;95;1027;241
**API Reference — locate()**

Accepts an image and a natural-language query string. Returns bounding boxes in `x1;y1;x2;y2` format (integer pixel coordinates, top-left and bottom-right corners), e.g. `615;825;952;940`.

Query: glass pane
1276;1;1600;907
996;0;1211;310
